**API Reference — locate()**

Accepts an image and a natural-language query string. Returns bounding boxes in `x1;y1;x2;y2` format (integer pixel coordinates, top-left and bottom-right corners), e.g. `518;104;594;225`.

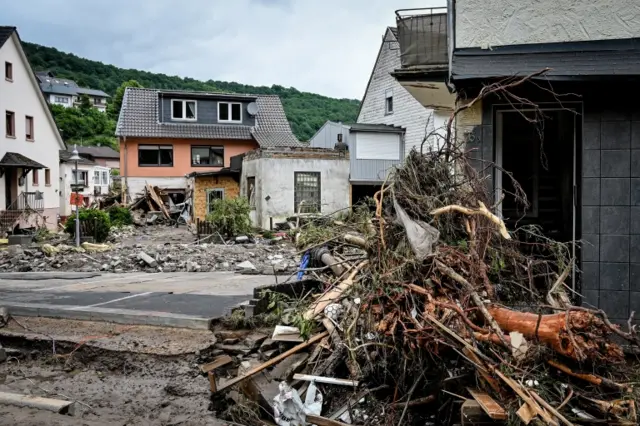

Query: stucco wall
358;28;435;156
241;156;350;229
455;0;640;48
59;163;111;217
0;34;63;214
193;175;239;220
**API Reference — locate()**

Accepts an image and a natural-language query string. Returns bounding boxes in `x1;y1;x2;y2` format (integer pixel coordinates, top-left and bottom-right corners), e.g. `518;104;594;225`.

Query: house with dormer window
115;87;303;205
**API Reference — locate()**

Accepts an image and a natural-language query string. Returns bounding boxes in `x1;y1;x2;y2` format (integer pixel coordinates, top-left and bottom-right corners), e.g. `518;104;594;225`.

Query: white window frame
385;88;394;115
218;102;243;123
55;96;69;104
93;170;100;184
206;188;225;213
171;99;198;121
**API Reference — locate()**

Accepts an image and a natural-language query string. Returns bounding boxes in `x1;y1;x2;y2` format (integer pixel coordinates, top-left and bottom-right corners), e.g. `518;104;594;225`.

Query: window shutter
355;133;400;160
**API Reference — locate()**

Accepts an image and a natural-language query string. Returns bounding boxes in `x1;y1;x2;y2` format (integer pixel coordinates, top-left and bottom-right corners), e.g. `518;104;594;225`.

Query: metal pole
75;159;80;247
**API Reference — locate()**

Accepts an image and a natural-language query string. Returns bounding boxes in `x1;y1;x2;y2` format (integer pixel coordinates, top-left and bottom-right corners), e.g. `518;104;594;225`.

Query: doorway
4;168;17;209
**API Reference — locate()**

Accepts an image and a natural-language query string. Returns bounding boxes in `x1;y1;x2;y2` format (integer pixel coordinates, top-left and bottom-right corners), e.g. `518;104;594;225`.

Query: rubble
204;142;640;425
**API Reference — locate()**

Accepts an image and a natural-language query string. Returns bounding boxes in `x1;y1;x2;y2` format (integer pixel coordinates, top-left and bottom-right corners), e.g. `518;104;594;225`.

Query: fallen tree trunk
487;307;624;361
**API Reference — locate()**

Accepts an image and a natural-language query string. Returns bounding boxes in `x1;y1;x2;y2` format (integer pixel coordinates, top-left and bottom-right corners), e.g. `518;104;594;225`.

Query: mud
0;321;228;425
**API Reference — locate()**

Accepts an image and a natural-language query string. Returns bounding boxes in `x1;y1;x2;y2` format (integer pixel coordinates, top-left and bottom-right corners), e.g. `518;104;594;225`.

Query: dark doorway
5;169;14;208
351;184;381;206
497;109;576;242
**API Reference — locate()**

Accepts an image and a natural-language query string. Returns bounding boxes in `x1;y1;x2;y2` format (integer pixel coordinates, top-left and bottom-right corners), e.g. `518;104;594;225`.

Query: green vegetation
64;209;111;243
50;104;117;150
107;206;133;227
205;197;253;238
23;42;360;141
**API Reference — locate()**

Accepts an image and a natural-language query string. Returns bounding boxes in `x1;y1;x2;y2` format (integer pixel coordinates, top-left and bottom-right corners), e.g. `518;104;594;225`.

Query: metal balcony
395;7;448;70
7;191;45;211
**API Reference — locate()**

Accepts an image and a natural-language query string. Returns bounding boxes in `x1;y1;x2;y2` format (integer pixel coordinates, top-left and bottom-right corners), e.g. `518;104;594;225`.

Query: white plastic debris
353;297;361;305
273;381;322;426
509;331;529;361
525;379;539;387
324;303;344;322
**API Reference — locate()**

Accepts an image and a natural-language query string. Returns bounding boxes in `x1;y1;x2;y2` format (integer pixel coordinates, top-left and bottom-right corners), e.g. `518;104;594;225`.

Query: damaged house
395;1;640;322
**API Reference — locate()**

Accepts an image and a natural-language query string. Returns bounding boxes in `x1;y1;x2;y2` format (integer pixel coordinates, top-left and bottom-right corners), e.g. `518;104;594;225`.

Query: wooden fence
196;218;223;244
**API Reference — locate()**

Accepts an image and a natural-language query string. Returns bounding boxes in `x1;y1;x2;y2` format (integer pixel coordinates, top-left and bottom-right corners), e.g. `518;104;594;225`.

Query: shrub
108;206;133;227
205;197;252;238
65;208;111;242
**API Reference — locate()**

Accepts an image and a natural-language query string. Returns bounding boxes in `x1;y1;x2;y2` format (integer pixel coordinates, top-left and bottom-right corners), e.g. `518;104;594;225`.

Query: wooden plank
199;355;233;373
208;371;217;392
0;391;75;415
517;402;537;425
147;184;170;219
293;374;359;387
214;331;329;393
467;388;508;420
306;414;351;426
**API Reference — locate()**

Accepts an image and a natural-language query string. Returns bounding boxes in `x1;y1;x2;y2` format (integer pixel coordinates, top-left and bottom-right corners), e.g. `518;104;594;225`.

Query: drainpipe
122;136;127;204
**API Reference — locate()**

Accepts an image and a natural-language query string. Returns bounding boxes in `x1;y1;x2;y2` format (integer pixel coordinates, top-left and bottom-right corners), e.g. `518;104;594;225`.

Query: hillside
22;42;360;141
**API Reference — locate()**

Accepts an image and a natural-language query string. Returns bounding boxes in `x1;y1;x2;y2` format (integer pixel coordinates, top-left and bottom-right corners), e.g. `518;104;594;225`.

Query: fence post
196;218;200;244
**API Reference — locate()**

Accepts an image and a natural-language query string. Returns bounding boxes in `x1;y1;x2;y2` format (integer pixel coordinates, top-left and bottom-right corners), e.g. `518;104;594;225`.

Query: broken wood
467;388;507;420
389;394;436;408
146;184;170;219
517;402;537;425
529;390;575;426
208;371;217;392
462;347;502;395
431;201;511;239
199;355;232;373
307;414;351;426
292;373;359;387
548;359;631;392
214;331;329;393
343;234;367;248
0;391;75;415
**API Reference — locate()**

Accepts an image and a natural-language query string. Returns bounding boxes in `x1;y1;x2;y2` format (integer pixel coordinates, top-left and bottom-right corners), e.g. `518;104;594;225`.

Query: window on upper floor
5;111;15;137
171;99;197;121
25;116;34;141
191;146;224;166
5;62;12;81
32;169;39;186
385;88;394;115
45;169;51;186
218;102;242;123
55;96;69;104
138;144;173;167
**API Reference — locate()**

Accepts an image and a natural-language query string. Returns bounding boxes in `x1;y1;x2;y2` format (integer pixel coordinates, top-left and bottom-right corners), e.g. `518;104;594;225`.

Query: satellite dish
247;102;259;116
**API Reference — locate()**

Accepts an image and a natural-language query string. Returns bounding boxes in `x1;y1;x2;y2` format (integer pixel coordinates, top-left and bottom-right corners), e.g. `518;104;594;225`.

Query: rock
270;353;309;381
0;307;10;327
259;338;278;352
186;261;200;272
259;349;279;361
236;261;256;271
100;264;109;271
40;245;57;256
138;251;157;268
243;244;257;250
216;344;252;356
235;236;249;243
223;338;240;345
82;242;111;253
244;333;268;350
111;260;122;268
221;262;230;268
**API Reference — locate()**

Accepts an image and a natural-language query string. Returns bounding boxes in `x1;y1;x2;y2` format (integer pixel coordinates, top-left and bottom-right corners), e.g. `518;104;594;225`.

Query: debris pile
207;146;639;425
128;184;191;225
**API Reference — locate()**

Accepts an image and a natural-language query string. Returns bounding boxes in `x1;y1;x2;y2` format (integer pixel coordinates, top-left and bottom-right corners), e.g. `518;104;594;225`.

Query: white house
59;150;111;219
36;71;109;113
0;27;66;233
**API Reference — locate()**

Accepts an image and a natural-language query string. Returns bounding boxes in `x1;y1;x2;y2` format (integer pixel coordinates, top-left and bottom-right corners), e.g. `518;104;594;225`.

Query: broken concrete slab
236;260;257;271
216;344;252;356
244;332;268;350
137;251;157;268
271;352;310;381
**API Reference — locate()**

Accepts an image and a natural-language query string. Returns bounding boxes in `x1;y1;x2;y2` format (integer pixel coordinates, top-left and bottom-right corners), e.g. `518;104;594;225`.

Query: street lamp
69;145;81;247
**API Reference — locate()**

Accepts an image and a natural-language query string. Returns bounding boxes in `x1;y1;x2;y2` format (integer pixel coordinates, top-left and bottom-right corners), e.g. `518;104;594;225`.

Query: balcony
395;7;448;71
7;191;44;211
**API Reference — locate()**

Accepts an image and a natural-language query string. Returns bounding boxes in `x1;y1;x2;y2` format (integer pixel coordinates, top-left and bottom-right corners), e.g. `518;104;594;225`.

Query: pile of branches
292;142;640;425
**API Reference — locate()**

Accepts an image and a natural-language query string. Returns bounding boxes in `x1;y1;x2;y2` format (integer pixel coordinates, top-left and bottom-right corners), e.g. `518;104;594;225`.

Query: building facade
36;72;109;112
0;27;66;233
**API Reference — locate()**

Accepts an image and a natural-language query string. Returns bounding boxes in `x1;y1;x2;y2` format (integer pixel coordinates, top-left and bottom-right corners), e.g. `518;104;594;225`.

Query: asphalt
0;272;287;328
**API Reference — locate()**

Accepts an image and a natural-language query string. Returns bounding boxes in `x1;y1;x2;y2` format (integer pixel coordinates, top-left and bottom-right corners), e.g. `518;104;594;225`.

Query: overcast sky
3;0;445;100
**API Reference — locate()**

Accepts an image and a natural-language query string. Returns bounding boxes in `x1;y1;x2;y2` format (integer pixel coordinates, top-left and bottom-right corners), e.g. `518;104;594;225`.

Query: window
5;62;12;81
5;111;15;137
25;116;34;140
385;88;393;115
32;170;39;186
206;189;225;213
191;146;224;166
93;171;100;184
171;99;197;121
102;171;109;185
72;170;88;185
294;172;321;213
218;102;242;123
45;169;51;186
138;145;173;166
55;96;69;104
247;177;256;208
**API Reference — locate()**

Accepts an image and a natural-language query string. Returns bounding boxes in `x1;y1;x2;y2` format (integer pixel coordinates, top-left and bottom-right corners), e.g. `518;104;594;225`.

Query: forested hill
22;42;360;141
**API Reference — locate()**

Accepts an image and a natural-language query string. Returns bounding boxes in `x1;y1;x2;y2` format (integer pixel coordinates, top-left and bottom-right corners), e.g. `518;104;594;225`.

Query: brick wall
193;175;239;220
358;28;435;156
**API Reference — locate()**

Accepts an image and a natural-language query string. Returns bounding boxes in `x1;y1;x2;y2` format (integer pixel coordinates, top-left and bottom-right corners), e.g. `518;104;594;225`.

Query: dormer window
218;102;242;123
171;99;197;121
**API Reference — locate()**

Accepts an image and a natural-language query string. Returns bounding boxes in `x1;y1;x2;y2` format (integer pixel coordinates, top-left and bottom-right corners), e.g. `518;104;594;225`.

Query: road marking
69;292;153;310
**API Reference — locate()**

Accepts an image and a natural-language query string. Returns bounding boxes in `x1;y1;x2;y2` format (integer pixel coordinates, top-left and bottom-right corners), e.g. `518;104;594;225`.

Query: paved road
0;272;287;327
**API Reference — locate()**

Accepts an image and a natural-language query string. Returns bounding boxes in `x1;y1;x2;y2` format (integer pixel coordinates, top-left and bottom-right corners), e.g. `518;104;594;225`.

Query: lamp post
69;145;81;247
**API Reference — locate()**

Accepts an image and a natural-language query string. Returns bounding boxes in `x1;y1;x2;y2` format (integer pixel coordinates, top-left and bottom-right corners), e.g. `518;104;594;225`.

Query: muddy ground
0;317;231;425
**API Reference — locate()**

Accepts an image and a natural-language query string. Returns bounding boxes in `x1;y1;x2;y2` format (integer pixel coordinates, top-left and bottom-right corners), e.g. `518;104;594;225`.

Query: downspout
446;0;455;89
122;136;128;204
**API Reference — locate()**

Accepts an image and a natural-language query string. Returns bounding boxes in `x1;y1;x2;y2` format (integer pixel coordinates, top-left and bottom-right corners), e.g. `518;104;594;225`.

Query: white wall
309;121;351;150
0;34;63;223
358;28;435;156
455;0;640;48
241;157;350;230
49;94;73;108
59;163;110;216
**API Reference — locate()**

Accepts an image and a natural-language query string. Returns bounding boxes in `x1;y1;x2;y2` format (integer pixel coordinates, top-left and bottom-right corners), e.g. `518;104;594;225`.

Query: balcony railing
395;7;448;69
7;191;45;211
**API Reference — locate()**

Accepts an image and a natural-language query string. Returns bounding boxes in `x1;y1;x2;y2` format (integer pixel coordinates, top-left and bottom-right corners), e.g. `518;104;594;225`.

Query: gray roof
59;150;96;165
116;87;303;148
1;152;46;169
76;87;110;97
72;146;120;159
36;72;78;88
349;123;404;133
0;27;15;49
40;83;77;96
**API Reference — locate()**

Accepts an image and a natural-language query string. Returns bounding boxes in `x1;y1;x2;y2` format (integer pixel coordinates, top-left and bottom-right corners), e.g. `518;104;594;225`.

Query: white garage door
355;132;400;160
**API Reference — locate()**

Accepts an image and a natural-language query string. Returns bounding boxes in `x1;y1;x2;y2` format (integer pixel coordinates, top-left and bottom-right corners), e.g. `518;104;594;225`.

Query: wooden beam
0;392;75;415
307;414;351;426
199;355;233;373
292;374;359;387
467;388;507;420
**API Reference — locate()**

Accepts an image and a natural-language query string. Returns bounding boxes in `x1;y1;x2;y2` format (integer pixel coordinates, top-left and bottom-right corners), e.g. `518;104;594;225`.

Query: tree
109;80;143;121
78;94;92;111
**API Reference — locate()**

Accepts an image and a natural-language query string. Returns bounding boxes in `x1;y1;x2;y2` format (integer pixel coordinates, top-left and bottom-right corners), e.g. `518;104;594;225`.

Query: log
548;360;631;392
430;201;511;239
292;374;358;387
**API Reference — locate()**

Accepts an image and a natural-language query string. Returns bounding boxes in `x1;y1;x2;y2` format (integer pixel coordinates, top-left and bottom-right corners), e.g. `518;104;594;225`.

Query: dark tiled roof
75;87;110;97
116;87;303;148
72;146;120;159
452;38;640;80
349;123;405;133
0;152;46;168
0;26;15;49
59;150;96;165
40;83;109;98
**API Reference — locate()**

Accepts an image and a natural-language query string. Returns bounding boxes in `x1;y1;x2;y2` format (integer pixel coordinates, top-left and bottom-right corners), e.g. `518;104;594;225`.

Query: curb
1;302;213;330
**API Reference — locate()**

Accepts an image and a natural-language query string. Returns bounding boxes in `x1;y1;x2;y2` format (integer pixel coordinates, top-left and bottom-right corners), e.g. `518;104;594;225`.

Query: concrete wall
358;27;436;156
0;33;63;229
455;0;640;48
241;155;350;229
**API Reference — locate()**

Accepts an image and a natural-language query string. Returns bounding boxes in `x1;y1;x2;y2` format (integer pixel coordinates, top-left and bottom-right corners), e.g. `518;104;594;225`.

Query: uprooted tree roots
285;142;640;425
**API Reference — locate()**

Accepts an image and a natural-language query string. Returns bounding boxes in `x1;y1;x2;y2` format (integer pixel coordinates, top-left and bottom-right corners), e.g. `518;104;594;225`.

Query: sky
2;0;446;100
